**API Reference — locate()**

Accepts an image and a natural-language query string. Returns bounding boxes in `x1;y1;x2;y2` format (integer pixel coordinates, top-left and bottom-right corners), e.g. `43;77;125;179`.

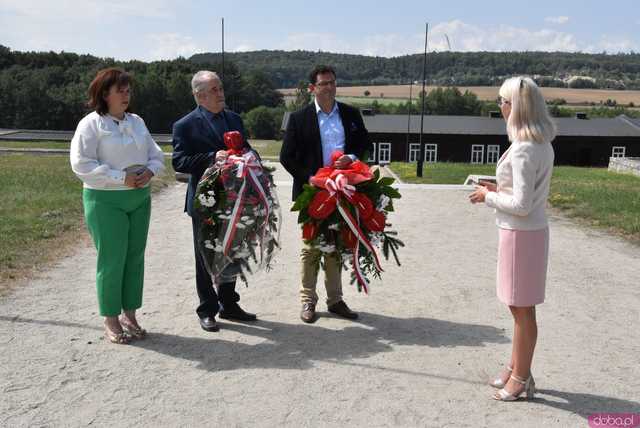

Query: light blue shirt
315;99;346;167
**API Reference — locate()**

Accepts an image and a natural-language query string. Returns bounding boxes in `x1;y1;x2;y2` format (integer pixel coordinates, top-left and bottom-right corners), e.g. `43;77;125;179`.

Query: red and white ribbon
325;174;355;199
221;152;271;259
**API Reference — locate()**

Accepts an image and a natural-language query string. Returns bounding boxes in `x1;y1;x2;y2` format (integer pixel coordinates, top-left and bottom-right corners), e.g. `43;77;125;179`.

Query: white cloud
544;16;570;24
145;33;205;61
233;44;257;53
584;36;639;53
429;19;580;52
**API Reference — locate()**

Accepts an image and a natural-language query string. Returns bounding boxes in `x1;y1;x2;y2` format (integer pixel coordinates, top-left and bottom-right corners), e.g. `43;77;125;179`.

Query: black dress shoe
328;301;358;320
219;305;257;322
199;316;220;332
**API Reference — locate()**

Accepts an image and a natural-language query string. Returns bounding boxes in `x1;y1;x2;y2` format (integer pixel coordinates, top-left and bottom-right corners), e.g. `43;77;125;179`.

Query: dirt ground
1;163;638;427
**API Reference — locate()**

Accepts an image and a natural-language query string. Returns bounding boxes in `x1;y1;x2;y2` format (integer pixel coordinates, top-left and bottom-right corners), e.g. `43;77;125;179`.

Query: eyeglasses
497;97;511;107
315;79;336;87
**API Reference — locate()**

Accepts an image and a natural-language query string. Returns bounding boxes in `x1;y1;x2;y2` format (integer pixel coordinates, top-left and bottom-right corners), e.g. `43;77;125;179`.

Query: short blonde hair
499;76;556;144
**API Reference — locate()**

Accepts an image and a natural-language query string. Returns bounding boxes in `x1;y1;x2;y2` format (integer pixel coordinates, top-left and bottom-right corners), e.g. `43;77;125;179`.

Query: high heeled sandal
104;324;131;344
119;317;147;339
489;365;513;389
493;374;535;401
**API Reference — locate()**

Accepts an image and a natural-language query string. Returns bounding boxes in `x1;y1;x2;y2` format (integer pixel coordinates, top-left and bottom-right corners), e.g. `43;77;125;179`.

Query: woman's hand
135;168;154;187
124;172;138;188
478;180;497;192
468;185;489;204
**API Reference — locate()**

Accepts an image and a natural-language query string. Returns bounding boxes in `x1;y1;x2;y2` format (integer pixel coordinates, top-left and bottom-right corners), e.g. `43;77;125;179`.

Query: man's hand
334;155;353;169
215;150;229;163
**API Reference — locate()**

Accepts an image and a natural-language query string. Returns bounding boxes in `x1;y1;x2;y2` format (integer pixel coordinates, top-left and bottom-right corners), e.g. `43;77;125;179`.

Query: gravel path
1;163;638;427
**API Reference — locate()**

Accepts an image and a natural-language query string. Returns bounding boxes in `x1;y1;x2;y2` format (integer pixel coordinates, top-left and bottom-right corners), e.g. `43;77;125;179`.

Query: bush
243;106;285;140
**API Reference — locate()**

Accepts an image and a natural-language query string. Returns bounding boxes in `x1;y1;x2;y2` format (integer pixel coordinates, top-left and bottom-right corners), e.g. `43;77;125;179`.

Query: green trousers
83;187;151;316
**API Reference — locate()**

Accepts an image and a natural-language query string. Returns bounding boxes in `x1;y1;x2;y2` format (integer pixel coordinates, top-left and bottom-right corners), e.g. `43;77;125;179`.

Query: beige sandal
493;374;535;401
104;323;131;344
119;317;147;339
489;365;513;388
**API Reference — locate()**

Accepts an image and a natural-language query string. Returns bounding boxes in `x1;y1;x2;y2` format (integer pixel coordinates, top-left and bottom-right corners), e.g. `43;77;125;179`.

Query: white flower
236;223;246;229
317;244;336;253
245;219;255;225
198;194;216;207
204;240;214;250
234;250;250;259
327;223;340;231
377;195;391;211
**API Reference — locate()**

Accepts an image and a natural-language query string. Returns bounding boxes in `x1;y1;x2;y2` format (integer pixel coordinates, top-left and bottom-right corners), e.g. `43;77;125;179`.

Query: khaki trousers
300;244;343;306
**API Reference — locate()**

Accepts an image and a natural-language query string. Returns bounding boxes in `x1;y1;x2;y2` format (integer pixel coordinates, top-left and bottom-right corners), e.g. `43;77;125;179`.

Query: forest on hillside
191;50;640;89
2;45;639;133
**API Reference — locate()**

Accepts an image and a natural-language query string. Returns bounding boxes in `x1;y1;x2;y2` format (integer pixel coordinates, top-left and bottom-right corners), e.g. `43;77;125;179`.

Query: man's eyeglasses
315;79;336;87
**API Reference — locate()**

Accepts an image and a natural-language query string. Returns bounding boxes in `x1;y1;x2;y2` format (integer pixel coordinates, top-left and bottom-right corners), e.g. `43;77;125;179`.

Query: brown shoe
300;303;317;323
328;301;358;320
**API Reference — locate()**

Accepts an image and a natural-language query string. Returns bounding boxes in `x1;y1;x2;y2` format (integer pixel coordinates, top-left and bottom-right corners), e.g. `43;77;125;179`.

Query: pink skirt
497;227;549;307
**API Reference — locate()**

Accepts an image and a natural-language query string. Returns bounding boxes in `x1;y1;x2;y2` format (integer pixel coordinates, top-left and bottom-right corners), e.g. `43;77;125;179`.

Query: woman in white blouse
70;68;164;344
469;76;556;401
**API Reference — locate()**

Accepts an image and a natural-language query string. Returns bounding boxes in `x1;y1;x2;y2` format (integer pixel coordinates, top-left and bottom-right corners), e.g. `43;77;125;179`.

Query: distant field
280;85;640;105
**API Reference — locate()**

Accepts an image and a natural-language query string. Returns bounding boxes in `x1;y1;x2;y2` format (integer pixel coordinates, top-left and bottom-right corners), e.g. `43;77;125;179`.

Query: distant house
281;112;640;166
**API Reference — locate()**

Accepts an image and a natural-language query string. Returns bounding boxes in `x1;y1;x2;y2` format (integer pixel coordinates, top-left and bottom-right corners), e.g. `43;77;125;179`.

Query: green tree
243;106;285;139
288;80;311;111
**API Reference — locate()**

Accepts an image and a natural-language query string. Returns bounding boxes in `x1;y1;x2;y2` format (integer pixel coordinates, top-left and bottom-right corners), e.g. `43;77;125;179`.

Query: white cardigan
70;111;165;190
485;140;555;231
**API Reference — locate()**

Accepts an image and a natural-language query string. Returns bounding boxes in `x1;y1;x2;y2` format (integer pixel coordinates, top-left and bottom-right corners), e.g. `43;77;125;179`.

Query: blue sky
1;0;639;61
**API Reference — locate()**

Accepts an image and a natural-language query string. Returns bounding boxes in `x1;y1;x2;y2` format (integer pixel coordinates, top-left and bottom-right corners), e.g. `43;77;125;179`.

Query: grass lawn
390;161;496;184
251;139;282;159
391;162;640;242
1;139;281;157
0;140;71;150
0;154;175;290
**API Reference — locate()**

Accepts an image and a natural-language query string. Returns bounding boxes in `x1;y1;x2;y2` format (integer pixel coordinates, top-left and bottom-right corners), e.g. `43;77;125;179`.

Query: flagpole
416;22;429;177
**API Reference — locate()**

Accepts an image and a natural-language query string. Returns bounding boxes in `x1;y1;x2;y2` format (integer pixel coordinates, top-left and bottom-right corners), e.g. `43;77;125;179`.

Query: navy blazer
172;106;252;216
280;102;372;200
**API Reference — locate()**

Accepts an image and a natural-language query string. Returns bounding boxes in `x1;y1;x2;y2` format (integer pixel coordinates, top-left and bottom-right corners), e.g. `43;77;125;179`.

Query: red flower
341;227;358;249
308;190;337;219
223;131;244;154
303;222;319;241
309;160;374;189
363;210;386;232
348;193;373;219
204;218;214;225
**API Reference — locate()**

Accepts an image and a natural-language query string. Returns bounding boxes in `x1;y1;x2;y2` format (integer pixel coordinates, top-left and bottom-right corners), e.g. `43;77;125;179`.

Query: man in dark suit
280;65;372;323
172;70;257;332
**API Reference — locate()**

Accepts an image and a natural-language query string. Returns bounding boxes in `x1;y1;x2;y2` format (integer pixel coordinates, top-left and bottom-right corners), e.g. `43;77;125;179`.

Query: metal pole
416;22;429;177
221;18;225;81
406;81;412;158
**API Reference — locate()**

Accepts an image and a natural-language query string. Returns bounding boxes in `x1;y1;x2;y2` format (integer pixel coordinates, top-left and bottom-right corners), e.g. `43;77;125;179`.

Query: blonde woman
469;76;556;401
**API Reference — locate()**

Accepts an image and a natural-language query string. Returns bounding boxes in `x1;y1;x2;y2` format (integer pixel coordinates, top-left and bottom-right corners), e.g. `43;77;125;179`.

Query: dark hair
309;65;336;84
87;68;132;115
